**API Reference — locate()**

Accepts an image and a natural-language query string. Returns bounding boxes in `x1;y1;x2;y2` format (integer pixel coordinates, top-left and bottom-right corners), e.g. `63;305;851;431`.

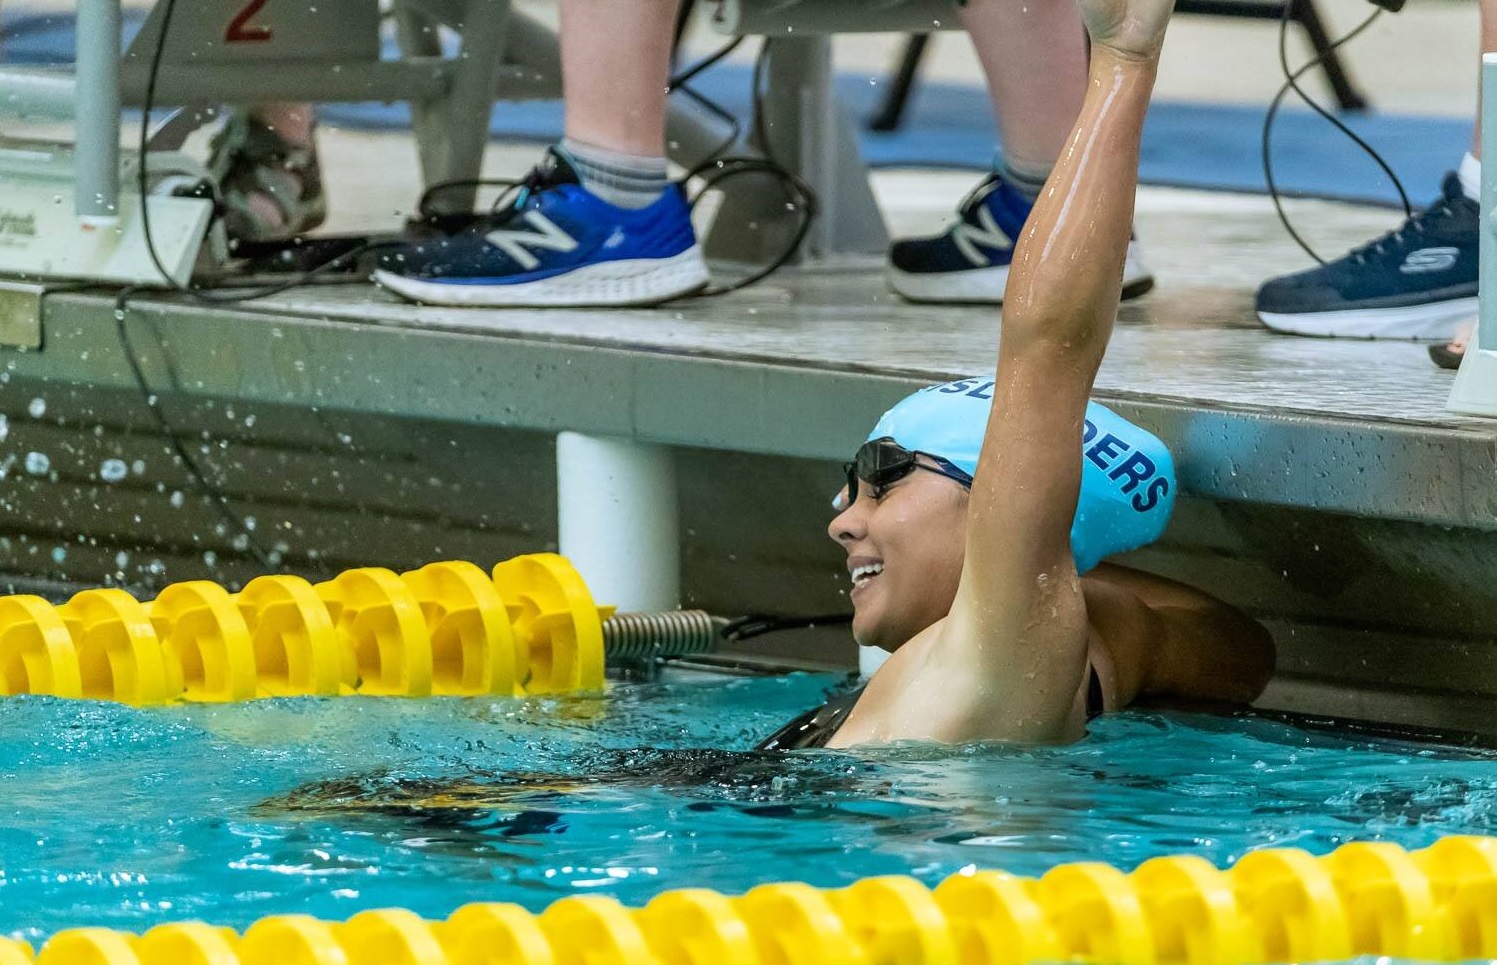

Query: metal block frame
0;0;550;223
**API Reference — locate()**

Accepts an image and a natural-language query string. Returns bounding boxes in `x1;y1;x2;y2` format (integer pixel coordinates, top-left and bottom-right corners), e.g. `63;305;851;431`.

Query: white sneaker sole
373;247;710;308
1257;296;1478;341
888;242;1154;305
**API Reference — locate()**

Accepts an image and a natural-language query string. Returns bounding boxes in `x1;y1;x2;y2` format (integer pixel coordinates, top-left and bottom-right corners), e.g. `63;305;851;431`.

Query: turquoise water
3;669;1496;946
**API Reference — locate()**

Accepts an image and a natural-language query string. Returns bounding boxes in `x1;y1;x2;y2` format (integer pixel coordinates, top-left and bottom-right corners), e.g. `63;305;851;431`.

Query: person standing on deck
367;1;1154;309
1255;0;1490;371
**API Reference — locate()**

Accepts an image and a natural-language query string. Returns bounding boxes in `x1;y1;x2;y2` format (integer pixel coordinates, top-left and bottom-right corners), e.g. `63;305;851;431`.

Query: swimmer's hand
1077;0;1175;61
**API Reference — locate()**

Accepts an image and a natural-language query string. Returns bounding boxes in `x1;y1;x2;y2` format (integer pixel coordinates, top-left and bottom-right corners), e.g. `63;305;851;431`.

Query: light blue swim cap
866;377;1176;573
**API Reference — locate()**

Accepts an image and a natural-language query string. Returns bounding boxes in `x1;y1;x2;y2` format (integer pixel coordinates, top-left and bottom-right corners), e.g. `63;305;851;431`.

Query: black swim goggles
838;437;974;508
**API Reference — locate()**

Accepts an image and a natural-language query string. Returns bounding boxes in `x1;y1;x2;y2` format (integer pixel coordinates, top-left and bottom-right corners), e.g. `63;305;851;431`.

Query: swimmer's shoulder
827;615;1107;748
825;618;983;747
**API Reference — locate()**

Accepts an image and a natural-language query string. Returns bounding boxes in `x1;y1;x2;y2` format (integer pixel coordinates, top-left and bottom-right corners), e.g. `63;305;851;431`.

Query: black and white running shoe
887;172;1154;305
1255;173;1479;340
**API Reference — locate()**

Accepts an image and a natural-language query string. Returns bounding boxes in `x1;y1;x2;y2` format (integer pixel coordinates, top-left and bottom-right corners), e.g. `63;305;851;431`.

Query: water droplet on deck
27;397;45;419
99;459;128;483
24;452;49;475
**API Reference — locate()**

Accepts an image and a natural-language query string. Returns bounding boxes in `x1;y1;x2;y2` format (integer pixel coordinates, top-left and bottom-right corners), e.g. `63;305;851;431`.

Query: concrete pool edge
9;289;1497;531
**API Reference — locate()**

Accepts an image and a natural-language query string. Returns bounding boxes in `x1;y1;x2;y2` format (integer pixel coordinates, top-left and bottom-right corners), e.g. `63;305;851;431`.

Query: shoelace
411;160;562;236
956;172;1004;220
1348;194;1459;265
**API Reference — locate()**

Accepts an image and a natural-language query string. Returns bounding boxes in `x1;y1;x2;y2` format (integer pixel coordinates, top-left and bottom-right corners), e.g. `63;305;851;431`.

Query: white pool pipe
557;432;680;613
74;0;122;223
859;645;891;676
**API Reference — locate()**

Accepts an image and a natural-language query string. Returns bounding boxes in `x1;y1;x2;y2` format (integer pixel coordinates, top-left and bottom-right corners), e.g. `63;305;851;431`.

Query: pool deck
15;186;1495;531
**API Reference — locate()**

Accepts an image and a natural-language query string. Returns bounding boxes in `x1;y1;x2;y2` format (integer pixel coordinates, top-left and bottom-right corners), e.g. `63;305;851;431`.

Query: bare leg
250;102;315;147
1440;0;1491;357
1475;0;1497;159
559;0;680;157
240;103;316;233
958;0;1089;178
210;101;324;242
886;0;1135;307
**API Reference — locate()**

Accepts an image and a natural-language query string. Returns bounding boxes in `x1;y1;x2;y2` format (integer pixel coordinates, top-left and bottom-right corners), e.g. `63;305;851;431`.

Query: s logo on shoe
485;211;580;271
1399;247;1460;274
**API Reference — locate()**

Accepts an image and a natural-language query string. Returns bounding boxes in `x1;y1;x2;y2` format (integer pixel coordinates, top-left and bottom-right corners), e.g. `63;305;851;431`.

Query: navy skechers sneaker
373;152;709;308
1255;173;1479;340
887;172;1154;304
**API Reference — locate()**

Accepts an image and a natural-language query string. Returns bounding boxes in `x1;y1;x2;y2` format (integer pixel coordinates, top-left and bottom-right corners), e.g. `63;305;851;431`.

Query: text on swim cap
932;379;994;399
915;380;1171;514
1082;419;1169;513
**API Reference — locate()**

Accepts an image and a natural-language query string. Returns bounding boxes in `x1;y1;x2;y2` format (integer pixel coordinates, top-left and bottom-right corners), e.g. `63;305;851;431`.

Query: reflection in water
261;747;917;849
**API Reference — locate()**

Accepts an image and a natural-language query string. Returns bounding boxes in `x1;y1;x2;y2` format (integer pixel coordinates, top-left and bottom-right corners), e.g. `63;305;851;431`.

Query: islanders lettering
1082;418;1169;513
919;380;1171;514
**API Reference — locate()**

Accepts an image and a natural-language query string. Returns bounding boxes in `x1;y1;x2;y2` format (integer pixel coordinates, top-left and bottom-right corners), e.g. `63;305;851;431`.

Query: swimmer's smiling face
828;462;969;651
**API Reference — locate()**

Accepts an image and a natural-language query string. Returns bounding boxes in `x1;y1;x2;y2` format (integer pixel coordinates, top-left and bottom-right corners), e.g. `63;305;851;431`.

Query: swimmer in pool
266;0;1273;826
761;0;1274;750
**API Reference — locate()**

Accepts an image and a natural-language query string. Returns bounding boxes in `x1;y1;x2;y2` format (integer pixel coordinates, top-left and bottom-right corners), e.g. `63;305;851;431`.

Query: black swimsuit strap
755;684;864;751
1086;663;1105;721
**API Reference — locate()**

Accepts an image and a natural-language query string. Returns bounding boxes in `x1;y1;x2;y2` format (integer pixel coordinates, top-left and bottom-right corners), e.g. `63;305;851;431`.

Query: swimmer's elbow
1154;601;1276;705
1197;605;1276;703
1234;615;1277;701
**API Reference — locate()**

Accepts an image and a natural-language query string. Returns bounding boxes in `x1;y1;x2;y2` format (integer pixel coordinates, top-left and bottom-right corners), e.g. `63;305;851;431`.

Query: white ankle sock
997;155;1052;202
559;138;668;210
1458;151;1481;203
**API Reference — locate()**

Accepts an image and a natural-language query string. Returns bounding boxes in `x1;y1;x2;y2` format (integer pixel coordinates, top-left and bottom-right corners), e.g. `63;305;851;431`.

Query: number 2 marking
226;0;272;43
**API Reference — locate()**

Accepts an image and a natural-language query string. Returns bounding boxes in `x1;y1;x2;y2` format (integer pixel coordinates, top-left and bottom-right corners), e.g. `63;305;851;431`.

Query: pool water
3;669;1496;947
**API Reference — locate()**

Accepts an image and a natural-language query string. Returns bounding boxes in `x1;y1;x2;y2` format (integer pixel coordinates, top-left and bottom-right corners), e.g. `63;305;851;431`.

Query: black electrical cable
684;156;818;296
1262;4;1410;266
111;286;275;571
114;0;394;572
673;83;746;170
674;37;818;296
670;36;744;91
720;612;851;643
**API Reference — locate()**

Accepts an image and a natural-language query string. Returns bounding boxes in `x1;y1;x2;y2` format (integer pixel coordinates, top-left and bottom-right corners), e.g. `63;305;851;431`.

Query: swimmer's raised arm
828;0;1174;747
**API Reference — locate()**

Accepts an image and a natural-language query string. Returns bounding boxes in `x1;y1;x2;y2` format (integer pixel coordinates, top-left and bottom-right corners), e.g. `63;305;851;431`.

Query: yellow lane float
0;554;613;704
17;837;1497;965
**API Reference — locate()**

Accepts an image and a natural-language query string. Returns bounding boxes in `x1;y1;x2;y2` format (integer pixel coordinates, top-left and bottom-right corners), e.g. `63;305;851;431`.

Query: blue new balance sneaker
887;172;1154;304
373;153;709;308
1255;173;1479;340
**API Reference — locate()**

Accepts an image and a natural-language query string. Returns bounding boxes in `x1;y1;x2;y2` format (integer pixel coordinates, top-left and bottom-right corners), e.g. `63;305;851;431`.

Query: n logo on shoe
952;207;1014;266
485;211;580;271
1399;247;1460;274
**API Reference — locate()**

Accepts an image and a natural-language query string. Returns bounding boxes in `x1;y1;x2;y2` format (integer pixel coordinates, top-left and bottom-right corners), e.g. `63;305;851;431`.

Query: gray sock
998;155;1052;202
559;138;669;210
